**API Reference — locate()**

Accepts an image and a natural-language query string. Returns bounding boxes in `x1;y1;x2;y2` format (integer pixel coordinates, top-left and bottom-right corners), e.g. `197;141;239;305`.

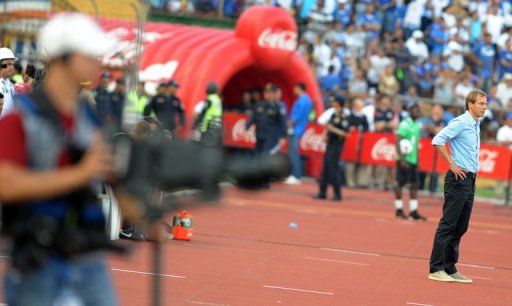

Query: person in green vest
394;103;427;221
195;82;223;147
125;81;149;128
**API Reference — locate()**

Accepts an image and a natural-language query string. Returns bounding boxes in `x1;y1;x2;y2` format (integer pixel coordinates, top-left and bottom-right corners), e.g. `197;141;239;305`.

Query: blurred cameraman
0;47;16;116
0;14;141;306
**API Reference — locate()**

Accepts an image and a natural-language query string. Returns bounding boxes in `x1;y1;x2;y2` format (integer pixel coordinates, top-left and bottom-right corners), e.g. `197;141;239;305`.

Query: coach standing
428;89;487;283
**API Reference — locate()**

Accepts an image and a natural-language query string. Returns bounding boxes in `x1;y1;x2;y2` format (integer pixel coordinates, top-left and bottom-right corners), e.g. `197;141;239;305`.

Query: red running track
110;182;512;306
7;181;512;305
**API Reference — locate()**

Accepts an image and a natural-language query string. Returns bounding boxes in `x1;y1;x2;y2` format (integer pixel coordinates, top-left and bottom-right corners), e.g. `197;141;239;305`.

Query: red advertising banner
222;113;512;180
222;112;358;160
359;133;397;167
435;143;512;180
222;113;255;149
341;131;360;162
418;138;436;173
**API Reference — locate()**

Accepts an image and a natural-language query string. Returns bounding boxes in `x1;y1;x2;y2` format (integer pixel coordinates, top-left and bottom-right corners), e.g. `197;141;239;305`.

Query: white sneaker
428;271;456;282
284;176;301;185
449;272;473;284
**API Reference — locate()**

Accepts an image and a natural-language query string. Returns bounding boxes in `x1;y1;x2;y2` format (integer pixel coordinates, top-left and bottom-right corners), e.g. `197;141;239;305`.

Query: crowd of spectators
152;0;512;143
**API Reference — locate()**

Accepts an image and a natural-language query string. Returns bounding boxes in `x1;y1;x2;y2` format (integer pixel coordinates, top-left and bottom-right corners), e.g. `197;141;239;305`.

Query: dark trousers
255;137;276;155
319;142;343;197
429;170;475;274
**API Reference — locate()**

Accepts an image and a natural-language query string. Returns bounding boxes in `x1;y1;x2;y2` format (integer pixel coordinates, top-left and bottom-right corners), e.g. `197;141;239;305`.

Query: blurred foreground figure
0;14;138;306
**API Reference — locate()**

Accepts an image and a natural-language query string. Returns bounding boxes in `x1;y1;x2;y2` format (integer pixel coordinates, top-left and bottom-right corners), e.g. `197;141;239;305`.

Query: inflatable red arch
100;6;323;117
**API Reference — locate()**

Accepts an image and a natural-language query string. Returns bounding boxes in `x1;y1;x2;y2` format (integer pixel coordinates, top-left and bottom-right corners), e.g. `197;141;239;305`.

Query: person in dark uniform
93;71;112;124
108;77;125;129
144;81;185;133
144;82;168;128
245;83;287;155
314;95;350;201
165;80;185;132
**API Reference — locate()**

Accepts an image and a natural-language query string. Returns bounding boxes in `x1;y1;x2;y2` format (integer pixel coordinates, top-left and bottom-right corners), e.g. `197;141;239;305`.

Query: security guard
125;81;149;128
314;95;350;201
93;71;112;124
144;80;185;133
166;80;185;132
198;82;223;147
245;83;287;155
108;77;125;129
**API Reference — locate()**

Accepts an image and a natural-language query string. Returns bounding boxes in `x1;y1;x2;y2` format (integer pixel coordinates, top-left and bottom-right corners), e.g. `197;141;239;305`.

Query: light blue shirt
432;111;480;173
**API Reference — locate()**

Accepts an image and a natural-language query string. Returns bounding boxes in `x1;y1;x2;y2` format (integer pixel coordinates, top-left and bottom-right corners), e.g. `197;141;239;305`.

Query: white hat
0;48;15;62
412;30;424;39
504;73;512;81
338;0;348;4
37;13;116;61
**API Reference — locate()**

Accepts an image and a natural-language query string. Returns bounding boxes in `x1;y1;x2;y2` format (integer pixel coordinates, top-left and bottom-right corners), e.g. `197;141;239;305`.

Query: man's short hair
296;82;306;91
465;89;487;110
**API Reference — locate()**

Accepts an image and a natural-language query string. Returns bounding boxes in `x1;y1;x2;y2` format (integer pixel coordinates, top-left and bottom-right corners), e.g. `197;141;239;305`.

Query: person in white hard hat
0;13;138;306
0;47;16;116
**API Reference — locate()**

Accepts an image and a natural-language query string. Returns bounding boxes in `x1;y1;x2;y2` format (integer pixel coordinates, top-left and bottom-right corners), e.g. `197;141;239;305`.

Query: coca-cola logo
300;128;326;152
257;28;297;52
231;119;256;143
478;149;498;173
371;137;396;161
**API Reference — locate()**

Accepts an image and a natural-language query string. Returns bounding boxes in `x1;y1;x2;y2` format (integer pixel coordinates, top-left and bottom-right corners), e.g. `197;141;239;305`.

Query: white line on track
305;256;369;266
187;301;229;306
466;275;492;280
183;244;247;252
320;247;381;257
458;263;496;270
111;268;186;279
406;302;435;306
263;285;334;296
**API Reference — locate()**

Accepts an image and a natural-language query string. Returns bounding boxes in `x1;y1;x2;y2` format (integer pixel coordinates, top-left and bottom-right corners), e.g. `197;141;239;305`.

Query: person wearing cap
94;71;113;124
314;95;349;201
0;14;140;305
394;103;426;220
107;77;126;129
405;30;429;61
245;83;287;156
0;47;16;116
166;80;185;132
196;82;223;147
429;89;487;283
144;80;184;133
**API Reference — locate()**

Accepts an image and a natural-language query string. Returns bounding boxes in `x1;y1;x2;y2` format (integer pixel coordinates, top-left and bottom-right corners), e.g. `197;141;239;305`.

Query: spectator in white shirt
313;36;332;74
497;112;512;149
403;0;426;38
405;30;429;61
497;73;512;108
367;48;392;87
443;32;468;72
486;5;505;44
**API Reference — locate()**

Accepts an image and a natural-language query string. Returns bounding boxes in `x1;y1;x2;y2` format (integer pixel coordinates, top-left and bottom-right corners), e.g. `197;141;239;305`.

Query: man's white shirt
0;78;15;116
